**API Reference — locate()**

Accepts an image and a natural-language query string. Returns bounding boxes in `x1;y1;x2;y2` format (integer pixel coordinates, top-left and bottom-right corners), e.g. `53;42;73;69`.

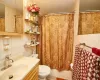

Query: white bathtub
49;69;72;80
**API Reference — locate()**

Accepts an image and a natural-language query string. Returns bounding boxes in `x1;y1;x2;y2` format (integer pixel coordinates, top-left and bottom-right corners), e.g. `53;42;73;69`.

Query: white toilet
39;65;51;80
30;54;51;80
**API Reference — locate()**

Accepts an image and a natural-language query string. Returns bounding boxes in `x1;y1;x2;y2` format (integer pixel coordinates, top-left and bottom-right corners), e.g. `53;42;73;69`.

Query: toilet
39;65;51;80
30;54;51;80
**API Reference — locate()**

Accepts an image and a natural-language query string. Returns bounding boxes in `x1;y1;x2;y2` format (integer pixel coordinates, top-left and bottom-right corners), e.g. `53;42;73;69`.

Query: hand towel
92;47;100;56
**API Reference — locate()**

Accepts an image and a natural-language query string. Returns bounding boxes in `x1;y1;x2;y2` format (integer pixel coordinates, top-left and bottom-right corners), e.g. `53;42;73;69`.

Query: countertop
0;57;40;80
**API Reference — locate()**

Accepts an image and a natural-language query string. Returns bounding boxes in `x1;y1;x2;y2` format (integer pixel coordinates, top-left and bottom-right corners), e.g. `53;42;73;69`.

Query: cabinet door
0;18;5;31
24;63;39;80
15;16;23;33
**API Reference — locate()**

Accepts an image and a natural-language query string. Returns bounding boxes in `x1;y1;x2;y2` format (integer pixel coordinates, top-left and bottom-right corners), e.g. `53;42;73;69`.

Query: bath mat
56;78;64;80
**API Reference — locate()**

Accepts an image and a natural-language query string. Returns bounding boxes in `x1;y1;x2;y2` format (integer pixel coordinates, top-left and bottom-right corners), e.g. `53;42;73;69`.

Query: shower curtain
78;12;100;35
41;14;74;71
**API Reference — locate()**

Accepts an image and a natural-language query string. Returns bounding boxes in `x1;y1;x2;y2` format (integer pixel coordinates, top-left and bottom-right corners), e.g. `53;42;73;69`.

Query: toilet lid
39;65;51;74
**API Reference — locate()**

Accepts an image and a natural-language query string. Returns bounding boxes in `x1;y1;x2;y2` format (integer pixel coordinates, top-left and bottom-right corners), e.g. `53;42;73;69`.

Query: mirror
0;0;23;34
78;0;100;35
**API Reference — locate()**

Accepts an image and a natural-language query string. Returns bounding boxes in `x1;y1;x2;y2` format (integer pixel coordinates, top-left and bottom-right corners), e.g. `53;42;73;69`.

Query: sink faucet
1;55;14;71
5;55;14;62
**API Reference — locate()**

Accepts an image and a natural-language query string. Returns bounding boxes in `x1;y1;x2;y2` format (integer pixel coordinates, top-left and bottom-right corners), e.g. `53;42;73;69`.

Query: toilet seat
39;65;51;76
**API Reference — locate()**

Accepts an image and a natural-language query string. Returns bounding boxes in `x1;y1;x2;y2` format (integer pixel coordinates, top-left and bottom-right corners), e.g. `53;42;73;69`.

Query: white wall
0;35;33;67
0;36;22;67
77;34;100;48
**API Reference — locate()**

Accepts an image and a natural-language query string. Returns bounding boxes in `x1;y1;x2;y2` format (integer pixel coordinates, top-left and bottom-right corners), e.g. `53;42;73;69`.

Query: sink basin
0;64;28;80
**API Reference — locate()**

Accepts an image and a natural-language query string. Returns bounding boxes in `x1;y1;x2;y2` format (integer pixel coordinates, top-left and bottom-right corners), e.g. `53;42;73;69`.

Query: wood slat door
0;18;5;31
24;63;39;80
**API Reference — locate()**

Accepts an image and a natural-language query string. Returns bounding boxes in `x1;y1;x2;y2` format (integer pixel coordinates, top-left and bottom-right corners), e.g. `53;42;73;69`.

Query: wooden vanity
24;63;39;80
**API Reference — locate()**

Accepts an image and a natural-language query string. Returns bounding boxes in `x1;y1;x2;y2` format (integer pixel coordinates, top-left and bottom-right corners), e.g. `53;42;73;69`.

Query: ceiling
33;0;100;14
33;0;75;15
0;0;100;15
0;0;23;12
80;0;100;11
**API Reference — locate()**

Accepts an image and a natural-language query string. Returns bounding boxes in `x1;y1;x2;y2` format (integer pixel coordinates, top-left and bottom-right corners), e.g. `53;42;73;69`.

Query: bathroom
0;0;100;80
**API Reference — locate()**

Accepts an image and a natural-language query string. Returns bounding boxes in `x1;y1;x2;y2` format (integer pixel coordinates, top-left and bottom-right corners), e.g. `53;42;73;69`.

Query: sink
0;64;28;80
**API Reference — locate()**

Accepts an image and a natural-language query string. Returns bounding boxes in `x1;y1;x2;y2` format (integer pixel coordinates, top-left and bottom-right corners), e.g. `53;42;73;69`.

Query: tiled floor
47;69;72;80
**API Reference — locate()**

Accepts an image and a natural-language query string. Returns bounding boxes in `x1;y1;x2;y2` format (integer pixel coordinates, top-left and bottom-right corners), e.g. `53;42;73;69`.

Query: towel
73;46;100;80
92;47;100;56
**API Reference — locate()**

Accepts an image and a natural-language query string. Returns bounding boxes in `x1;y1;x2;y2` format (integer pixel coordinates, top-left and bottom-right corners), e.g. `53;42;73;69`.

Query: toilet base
39;78;46;80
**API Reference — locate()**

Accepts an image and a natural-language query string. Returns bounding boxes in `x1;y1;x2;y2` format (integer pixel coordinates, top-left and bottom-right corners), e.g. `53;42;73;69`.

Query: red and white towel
92;47;100;56
72;46;100;80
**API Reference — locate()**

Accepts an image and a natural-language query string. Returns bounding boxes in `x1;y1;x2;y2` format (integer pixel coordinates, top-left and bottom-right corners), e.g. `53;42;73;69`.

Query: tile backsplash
78;34;100;48
0;36;23;59
0;35;33;67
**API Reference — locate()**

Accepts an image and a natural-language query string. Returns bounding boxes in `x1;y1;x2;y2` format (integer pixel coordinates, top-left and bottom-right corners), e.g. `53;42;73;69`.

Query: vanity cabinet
24;63;39;80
